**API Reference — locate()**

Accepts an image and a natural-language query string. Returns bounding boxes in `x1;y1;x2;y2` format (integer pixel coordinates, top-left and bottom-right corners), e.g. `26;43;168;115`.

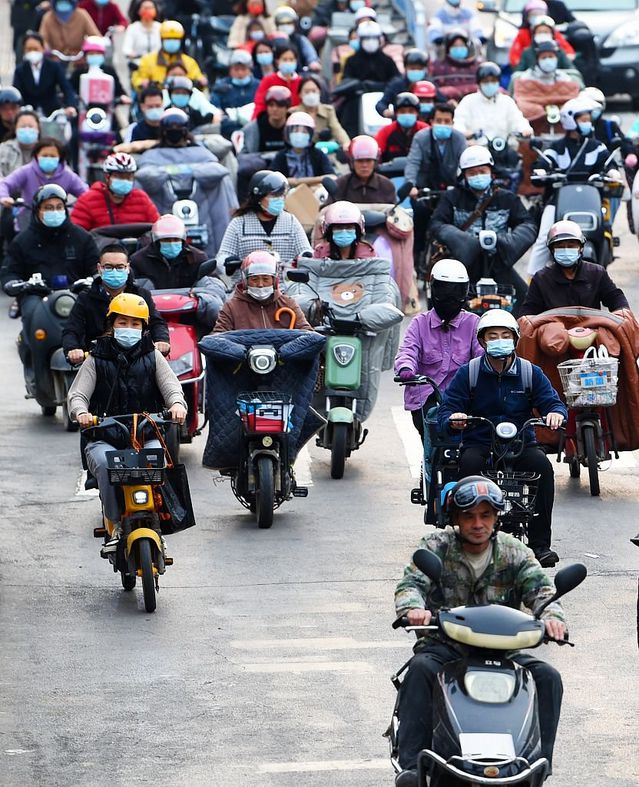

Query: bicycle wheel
582;424;600;497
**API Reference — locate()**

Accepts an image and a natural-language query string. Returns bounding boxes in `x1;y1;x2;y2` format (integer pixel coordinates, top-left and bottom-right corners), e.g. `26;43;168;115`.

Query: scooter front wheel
330;423;349;480
256;456;275;529
582;424;600;497
138;539;157;612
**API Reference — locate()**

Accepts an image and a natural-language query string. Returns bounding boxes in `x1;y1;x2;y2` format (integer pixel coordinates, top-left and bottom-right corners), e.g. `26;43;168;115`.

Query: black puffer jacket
130;242;208;290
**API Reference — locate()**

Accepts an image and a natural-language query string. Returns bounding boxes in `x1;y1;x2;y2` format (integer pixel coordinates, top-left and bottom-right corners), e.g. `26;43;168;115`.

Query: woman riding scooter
272;111;335;179
313;201;376;260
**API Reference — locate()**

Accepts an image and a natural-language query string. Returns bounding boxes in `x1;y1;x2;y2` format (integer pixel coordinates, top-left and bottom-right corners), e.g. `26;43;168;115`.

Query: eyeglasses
101;264;129;271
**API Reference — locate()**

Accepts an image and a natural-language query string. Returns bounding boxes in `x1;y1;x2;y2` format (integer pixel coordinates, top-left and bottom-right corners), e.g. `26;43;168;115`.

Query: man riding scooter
392;475;566;787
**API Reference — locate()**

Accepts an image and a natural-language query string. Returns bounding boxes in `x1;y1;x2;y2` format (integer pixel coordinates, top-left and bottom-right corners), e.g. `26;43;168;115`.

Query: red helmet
321;201;365;237
152;214;186;241
412;80;437;99
349;134;379;161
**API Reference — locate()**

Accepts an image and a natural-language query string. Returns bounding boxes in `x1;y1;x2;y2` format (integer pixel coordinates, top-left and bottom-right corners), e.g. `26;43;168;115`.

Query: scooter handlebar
392;613;439;630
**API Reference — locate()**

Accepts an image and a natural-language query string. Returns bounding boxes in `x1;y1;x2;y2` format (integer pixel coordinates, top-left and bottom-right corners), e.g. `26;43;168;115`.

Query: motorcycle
77;64;117;183
389;548;587;787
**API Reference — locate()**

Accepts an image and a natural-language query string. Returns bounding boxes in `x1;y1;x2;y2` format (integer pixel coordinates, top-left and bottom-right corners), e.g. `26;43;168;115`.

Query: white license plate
459;732;516;760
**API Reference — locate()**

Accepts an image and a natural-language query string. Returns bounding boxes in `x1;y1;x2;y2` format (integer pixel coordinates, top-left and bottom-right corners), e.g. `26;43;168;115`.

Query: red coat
78;0;128;35
508;29;574;67
252;73;302;118
375;120;428;161
70;181;160;231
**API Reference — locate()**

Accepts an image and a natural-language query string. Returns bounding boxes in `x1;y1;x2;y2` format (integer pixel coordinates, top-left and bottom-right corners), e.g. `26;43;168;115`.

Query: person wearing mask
313;200;376;260
0;87;24;144
394;259;482;438
513;15;574;73
272;6;321;71
0;109;40;178
215;170;311;269
122;0;161;65
39;0;101;56
453;62;533;140
69;36;131;108
427;0;484;49
252;39;276;80
429;28;480;102
520;220;629;316
131;19;206;92
430;145;536;307
12;32;78;118
376;49;435;119
582;86;631;154
293;75;350;148
213;250;311;332
375;93;427;163
252;42;302;118
272;111;334;179
62;242;170;362
227;0;275;48
411;80;438;123
129;85;164;142
212;49;261;139
509;0;574;69
343;21;400;84
241;84;291;154
11;0;46;59
164;75;216;129
326;135;396;204
78;0;128;36
70;153;159;230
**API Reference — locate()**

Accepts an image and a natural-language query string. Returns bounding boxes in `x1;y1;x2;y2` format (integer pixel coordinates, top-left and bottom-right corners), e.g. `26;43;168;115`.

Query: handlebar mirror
198;258;217;278
322;176;338;197
224;257;241;275
286;269;310;284
396;181;414;203
412;548;443;584
535;563;587;618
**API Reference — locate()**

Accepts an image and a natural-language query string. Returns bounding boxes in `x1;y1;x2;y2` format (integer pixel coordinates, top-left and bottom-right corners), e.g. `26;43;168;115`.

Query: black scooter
389;549;587;786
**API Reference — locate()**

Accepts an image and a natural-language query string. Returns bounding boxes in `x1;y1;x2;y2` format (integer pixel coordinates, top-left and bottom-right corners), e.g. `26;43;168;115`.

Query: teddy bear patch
330;282;366;305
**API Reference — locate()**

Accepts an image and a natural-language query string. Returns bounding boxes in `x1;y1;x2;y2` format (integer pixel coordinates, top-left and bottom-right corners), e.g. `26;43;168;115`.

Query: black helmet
476;61;501;83
445;27;470;46
394;92;420;110
0;86;22;105
249;170;288;198
535;39;559;54
403;48;428;67
33;183;67;208
445;475;505;513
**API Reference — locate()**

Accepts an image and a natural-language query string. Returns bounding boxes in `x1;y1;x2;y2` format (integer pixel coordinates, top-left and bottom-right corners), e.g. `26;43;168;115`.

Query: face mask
406;69;425;83
250;29;265;41
101;268;129;289
165;127;187;145
302;91;320;108
170;93;190;108
247;285;274;301
162;39;181;54
361;38;380;53
38;156;60;173
247;1;263;14
467;173;491;191
534;33;553;44
289;130;310;149
232;75;252;87
433;296;463;322
278;60;297;76
397;113;417;128
16;127;38;145
159;240;183;259
486;338;515;358
480;82;499;98
350;38;360;51
332;228;357;248
55;1;74;13
95;0;109;6
114;327;142;348
449;46;468;60
109;178;134;197
420;102;434;115
144;106;163;122
538;57;557;73
140;7;157;20
265;196;285;216
86;53;105;67
350;0;365;10
578;121;593;136
447;0;461;6
24;50;43;65
256;51;273;66
278;23;295;36
553;247;581;267
41;209;66;227
432;124;452;140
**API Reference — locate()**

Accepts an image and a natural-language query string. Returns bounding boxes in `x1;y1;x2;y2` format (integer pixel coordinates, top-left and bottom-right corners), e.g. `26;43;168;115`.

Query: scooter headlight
464;671;516;703
53;293;76;318
248;346;277;375
168;351;194;376
495;422;517;440
132;490;149;505
332;343;356;367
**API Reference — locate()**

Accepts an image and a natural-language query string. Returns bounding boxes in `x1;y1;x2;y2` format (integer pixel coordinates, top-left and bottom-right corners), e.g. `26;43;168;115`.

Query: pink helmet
286;111;315;130
241;251;278;282
82;35;107;54
524;0;548;12
349;134;379;161
321;201;365;237
152;214;186;241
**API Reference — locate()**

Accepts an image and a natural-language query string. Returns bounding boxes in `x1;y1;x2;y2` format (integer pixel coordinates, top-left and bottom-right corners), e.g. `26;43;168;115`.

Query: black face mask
432;296;464;322
164;127;187;145
431;280;467;322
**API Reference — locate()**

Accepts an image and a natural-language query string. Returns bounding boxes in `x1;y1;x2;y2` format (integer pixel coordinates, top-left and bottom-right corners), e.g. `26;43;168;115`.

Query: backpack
468;356;533;406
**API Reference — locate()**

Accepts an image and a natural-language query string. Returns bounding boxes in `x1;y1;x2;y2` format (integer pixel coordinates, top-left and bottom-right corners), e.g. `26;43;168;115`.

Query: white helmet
476;308;520;340
431;259;469;283
459;145;494;170
355;6;377;21
559;96;598;130
581;86;605;113
357;20;382;38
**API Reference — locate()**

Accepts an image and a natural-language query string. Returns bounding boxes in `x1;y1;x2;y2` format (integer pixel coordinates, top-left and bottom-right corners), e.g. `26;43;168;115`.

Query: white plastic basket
557;345;619;408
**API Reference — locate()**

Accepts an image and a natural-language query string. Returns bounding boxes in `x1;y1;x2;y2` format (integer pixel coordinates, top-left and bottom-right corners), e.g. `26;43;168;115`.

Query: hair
432;102;455;119
273;42;299;62
233;195;262;217
128;0;161;23
252;38;274;63
23;30;44;48
165;61;188;77
32;137;65;162
15;109;40;128
298;75;322;93
139;85;164;104
100;242;129;260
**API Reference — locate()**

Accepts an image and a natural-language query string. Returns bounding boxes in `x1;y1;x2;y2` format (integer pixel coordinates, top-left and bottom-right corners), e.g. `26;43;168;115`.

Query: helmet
0;87;22;105
160;20;185;39
33;183;67;208
321;201;365;236
354;6;376;22
413;80;436;99
107;293;150;322
546;219;585;247
265;84;292;105
249;170;289;198
394;92;420;110
241;250;278;280
559;96;597;130
349;134;379;160
357;20;382;39
274;6;298;25
431;259;469;283
166;75;193;93
102;152;137;174
476;61;501;82
230;49;253;66
286;110;315;130
445;27;470;46
160;107;189;127
476;308;520;340
531;14;555;31
82;35;107;54
582;86;605;111
535;39;559;55
445;476;505;513
152;214;186;241
404;48;428;67
524;0;548;13
459;145;494;170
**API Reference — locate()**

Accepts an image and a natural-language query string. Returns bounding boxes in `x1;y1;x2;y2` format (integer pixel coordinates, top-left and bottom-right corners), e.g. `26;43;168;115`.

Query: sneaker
534;547;559;568
100;526;122;556
395;770;417;787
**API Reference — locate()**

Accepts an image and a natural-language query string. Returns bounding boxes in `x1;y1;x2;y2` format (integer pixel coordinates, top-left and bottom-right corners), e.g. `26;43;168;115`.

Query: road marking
74;471;99;497
294;445;313;486
240;660;374;674
231;637;403;650
259;758;389;774
391;406;422;480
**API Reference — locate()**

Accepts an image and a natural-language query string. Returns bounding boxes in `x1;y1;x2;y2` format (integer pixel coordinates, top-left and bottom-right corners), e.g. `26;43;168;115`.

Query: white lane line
294;445;313;486
240;660;374;674
259;759;389;774
231;637;403;650
74;471;99;497
391;406;422;480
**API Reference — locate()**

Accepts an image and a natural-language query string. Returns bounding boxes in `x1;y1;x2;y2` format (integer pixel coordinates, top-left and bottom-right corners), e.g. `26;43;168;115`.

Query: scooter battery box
324;335;362;389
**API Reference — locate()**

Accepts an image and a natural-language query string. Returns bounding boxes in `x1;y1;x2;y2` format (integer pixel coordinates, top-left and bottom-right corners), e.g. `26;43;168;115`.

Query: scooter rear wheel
568;456;581;479
583;424;600;497
138;539;157;612
255;456;275;529
330;423;349;480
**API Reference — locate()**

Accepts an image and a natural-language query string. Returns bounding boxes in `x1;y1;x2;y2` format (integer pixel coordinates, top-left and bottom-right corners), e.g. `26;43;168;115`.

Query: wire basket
557;348;618;408
484;471;539;519
106;448;166;485
237;391;294;434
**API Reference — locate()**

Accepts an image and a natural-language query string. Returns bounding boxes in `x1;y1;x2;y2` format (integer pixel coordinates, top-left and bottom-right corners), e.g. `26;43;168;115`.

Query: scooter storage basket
106;448;166;485
237;392;294;434
557;346;619;407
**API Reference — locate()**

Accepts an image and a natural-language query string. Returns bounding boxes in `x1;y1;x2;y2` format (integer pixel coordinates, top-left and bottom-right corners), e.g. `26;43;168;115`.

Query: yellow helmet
160;19;185;39
107;293;150;322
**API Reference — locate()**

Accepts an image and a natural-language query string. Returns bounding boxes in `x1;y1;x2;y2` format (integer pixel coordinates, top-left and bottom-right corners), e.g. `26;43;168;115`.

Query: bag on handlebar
159;463;196;534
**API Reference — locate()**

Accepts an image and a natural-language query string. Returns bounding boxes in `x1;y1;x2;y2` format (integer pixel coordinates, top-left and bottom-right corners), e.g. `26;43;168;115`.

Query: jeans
397;642;563;771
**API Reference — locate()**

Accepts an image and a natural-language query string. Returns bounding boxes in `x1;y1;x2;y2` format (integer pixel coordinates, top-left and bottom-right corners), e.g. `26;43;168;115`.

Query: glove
398;367;414;381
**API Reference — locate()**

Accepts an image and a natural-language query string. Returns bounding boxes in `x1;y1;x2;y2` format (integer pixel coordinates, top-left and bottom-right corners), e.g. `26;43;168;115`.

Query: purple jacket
0;159;88;205
394;308;482;410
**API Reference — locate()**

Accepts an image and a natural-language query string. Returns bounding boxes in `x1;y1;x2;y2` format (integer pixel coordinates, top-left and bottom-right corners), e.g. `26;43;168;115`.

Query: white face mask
25;50;43;65
302;91;320;108
247;285;274;301
361;38;380;53
278;23;295;35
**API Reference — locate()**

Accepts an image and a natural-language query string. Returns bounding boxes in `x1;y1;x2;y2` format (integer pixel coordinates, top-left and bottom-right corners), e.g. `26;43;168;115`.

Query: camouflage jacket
395;530;565;633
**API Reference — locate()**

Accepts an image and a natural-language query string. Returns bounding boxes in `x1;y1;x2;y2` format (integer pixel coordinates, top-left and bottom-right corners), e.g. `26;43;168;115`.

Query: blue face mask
486;338;515;358
144;107;163;122
467;173;492;191
256;51;273;66
265;196;285;216
162;39;181;54
553;247;580;267
38;156;60;173
16;127;38;145
577;121;593;136
406;69;425;83
289;130;310;149
332;228;357;248
449;46;468;60
109;178;134;197
432;124;452;140
113;327;142;348
350;0;365;9
101;268;129;289
55;0;74;16
279;60;297;76
170;93;190;108
350;38;360;51
480;81;499;98
159;240;183;259
397;113;417;128
232;75;252;86
86;53;105;67
420;102;434;115
41;209;66;227
95;0;109;5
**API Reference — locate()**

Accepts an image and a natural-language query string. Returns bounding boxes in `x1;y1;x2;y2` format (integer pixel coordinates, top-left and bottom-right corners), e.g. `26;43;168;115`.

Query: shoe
395;769;418;787
534;547;559;568
100;526;122;556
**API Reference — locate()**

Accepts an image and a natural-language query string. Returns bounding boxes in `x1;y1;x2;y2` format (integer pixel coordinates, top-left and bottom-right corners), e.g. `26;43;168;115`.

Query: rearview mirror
224;256;241;275
198;258;217;278
412;548;443;584
322;176;338;197
286;269;310;284
535;563;587;618
396;180;413;203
